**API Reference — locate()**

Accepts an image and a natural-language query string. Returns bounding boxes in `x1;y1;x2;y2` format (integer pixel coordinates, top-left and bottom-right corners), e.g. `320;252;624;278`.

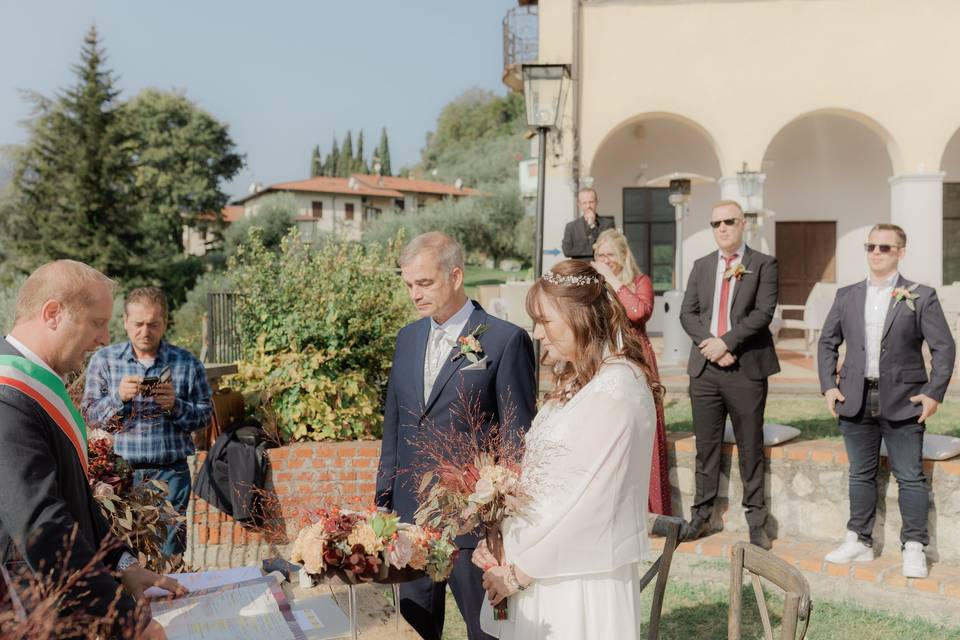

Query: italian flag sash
0;355;88;477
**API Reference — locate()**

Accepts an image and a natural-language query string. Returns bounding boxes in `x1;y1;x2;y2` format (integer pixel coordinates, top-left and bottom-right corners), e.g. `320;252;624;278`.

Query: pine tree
325;135;340;177
5;26;143;278
338;130;354;177
377;126;392;176
310;144;322;177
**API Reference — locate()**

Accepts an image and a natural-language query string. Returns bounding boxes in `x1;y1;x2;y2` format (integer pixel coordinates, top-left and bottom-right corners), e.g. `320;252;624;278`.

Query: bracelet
508;565;528;592
117;552;140;572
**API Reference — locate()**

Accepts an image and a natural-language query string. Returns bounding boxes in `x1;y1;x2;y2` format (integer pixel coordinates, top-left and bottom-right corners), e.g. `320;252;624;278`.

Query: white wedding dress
480;356;656;639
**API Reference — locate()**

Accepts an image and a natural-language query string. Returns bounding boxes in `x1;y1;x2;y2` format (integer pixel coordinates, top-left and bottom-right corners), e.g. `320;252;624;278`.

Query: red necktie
717;253;739;336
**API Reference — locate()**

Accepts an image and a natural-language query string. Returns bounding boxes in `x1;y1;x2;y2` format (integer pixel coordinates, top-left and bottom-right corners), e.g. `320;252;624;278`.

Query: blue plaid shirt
83;340;213;465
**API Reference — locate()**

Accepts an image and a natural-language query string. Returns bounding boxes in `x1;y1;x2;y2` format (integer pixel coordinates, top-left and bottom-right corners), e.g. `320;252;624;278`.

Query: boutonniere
451;324;489;363
892;283;920;311
724;263;752;281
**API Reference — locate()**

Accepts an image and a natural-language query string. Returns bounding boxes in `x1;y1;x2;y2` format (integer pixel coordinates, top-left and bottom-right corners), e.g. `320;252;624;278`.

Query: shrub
228;228;411;442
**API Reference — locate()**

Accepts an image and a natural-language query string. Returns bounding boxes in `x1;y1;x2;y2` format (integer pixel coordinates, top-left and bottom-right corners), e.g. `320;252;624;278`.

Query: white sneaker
825;530;874;564
902;542;928;578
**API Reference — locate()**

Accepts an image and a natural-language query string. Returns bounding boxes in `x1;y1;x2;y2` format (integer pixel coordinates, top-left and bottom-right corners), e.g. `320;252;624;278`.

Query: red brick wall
189;440;382;552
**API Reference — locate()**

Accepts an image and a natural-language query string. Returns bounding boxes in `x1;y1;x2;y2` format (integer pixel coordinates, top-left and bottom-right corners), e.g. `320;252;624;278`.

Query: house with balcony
511;0;960;334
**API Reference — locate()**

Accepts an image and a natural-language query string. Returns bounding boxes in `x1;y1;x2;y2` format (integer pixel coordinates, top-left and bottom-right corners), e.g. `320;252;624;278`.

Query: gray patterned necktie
423;326;449;403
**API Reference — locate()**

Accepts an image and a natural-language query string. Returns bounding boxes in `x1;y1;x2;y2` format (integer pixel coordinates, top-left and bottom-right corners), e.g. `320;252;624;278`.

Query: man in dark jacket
561;187;615;260
819;223;955;578
0;260;184;638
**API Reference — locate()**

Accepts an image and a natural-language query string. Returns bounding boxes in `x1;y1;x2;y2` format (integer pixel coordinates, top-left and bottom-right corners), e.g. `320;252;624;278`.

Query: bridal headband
541;272;600;286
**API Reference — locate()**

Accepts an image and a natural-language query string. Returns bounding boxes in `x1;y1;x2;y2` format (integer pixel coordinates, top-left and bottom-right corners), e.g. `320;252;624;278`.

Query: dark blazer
562;215;615;260
0;339;137;634
375;302;537;548
818;276;956;421
194;422;271;526
680;246;781;380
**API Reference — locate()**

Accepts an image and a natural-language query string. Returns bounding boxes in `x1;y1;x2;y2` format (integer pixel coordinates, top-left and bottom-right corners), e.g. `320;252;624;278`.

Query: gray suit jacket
561;216;615;260
680;246;781;380
818;276;956;421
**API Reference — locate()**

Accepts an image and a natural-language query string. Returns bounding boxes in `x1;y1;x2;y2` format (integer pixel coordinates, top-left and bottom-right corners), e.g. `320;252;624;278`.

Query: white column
889;172;944;287
717;174;771;253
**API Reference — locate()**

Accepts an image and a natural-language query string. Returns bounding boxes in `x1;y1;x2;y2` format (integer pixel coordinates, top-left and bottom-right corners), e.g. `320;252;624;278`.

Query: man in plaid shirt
84;286;212;557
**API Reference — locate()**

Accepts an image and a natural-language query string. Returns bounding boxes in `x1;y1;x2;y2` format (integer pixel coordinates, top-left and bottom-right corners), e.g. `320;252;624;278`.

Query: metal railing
205;292;242;364
503;5;539;90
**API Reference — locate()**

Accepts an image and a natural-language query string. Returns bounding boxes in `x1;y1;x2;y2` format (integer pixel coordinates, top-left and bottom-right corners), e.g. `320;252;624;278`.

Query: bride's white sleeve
503;369;656;580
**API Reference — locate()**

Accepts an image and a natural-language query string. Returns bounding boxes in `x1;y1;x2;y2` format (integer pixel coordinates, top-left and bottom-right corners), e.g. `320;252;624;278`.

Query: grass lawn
662;392;960;440
463;265;529;299
439;574;960;639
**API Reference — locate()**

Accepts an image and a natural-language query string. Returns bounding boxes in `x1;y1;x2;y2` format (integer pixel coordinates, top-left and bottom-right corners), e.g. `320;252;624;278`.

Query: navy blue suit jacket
375;301;537;548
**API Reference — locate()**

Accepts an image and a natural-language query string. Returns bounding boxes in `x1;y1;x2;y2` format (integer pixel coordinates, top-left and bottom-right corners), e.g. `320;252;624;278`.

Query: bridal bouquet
289;507;457;584
87;429;132;498
412;398;534;620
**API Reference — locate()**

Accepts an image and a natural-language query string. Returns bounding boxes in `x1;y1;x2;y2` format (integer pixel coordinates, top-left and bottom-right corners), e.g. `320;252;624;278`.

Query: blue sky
0;0;518;200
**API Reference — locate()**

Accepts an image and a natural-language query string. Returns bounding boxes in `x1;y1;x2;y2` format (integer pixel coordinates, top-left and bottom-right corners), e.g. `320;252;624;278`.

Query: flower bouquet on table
289;507;458;584
411;399;533;621
87;429;133;499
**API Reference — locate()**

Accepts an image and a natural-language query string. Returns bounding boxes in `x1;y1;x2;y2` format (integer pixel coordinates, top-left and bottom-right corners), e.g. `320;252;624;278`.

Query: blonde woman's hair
594;229;642;284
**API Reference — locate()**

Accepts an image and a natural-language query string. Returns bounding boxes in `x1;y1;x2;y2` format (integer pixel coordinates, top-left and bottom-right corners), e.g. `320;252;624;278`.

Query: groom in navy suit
376;232;537;640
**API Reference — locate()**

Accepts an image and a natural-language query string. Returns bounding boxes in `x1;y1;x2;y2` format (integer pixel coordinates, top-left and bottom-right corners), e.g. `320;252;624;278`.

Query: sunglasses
863;243;900;253
709;218;740;229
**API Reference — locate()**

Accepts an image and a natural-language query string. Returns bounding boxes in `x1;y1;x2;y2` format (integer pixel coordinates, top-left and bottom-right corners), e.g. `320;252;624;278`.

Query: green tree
338;130;354;177
310;144;322;177
324;135;340;177
354;129;368;173
376;127;392;176
220;193;298;262
420;89;524;169
4;27;144;278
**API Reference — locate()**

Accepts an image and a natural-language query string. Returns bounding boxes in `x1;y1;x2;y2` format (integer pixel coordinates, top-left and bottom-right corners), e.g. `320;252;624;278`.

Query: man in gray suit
680;200;780;549
819;223;955;578
561;187;615;261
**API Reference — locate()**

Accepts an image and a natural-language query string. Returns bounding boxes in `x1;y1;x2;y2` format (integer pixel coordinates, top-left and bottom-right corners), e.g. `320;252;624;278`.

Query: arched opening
589;114;723;310
762;111;896;308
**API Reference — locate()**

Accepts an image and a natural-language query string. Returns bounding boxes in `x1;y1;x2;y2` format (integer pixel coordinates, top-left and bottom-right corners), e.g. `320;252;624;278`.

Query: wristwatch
117;552;140;572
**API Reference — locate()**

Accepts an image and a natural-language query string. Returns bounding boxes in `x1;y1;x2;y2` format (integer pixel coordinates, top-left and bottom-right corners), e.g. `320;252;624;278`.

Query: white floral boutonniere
724;263;752;281
892;283;920;311
451;324;489;363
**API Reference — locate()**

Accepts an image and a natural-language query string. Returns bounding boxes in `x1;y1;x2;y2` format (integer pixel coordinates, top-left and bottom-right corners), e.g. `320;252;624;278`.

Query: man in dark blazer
818;223;955;579
376;232;537;640
0;260;183;639
680;200;780;549
561;187;615;260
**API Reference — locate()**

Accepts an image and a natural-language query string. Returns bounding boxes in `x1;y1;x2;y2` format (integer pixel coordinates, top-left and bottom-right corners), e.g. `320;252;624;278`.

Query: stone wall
668;432;960;562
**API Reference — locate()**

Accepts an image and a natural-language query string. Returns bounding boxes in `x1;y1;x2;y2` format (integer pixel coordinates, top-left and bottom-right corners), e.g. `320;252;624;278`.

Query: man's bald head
14;260;117;326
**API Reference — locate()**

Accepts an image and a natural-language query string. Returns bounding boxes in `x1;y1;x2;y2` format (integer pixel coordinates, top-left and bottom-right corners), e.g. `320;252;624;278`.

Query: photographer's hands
119;375;143;402
119;375;174;411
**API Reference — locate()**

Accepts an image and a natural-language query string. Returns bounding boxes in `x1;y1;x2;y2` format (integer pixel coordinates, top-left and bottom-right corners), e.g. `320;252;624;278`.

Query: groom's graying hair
399;231;465;275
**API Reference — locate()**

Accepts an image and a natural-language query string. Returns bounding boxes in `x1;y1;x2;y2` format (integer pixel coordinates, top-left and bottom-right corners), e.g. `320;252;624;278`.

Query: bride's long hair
526;260;664;404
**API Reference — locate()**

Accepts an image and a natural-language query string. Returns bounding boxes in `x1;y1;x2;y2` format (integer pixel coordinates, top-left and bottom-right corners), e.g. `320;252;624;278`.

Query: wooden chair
729;542;813;640
640;515;684;640
775;282;838;356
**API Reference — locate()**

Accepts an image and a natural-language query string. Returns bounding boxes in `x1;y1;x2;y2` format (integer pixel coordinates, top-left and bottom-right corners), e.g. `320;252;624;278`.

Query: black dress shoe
683;516;720;542
749;526;772;550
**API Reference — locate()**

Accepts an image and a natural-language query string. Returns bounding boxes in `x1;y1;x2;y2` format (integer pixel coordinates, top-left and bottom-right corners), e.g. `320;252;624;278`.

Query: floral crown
542;271;600;287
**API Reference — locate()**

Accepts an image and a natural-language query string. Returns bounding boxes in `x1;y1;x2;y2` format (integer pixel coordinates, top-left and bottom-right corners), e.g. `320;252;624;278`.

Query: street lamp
522;63;570;279
646;171;716;366
736;162;770;246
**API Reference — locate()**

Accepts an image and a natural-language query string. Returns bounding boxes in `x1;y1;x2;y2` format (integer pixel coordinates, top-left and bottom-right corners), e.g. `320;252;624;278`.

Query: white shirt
865;271;898;378
709;243;746;337
423;298;475;402
5;334;60;379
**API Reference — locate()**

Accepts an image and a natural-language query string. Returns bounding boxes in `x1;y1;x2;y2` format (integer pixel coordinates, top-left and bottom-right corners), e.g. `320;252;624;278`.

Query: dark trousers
133;460;191;556
840;385;928;547
690;362;769;529
399;548;493;640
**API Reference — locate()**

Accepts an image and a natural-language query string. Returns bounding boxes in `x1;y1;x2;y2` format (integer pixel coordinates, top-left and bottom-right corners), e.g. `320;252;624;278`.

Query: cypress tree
338;130;354;177
324;135;340;177
355;130;369;173
377;126;392;176
310;144;322;177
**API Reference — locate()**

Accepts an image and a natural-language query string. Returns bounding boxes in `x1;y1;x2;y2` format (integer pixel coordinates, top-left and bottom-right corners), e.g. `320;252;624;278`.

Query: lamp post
522;63;570;279
736;162;765;246
646;172;716;366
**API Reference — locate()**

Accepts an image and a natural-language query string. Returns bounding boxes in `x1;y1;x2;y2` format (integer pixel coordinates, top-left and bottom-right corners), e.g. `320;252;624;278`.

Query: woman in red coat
592;229;672;516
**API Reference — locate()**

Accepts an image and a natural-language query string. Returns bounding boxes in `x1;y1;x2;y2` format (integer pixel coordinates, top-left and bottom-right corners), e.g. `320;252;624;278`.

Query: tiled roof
234;174;478;204
222;205;245;222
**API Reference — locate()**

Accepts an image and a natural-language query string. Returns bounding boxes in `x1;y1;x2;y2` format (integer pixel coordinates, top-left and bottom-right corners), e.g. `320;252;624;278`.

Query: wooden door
775;222;836;325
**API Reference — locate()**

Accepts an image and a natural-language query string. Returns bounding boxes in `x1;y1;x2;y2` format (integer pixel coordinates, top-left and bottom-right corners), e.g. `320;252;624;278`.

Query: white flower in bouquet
469;477;496;505
291;523;327;574
387;529;415;569
93;481;116;498
346;522;384;553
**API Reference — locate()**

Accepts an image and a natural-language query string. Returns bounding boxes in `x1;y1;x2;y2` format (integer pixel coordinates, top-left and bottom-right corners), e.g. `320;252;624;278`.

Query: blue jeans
840;387;928;547
133;461;191;557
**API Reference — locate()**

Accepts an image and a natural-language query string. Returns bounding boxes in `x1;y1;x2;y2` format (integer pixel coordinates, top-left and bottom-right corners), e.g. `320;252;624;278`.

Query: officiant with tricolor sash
0;260;183;639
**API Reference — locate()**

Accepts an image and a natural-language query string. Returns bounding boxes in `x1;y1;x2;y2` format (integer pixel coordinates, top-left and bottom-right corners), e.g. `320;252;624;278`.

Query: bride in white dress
475;260;660;639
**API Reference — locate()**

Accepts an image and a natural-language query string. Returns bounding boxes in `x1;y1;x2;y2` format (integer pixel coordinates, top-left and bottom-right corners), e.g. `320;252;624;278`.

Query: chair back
728;542;812;640
475;284;503;312
500;281;535;331
639;515;685;639
804;282;837;330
